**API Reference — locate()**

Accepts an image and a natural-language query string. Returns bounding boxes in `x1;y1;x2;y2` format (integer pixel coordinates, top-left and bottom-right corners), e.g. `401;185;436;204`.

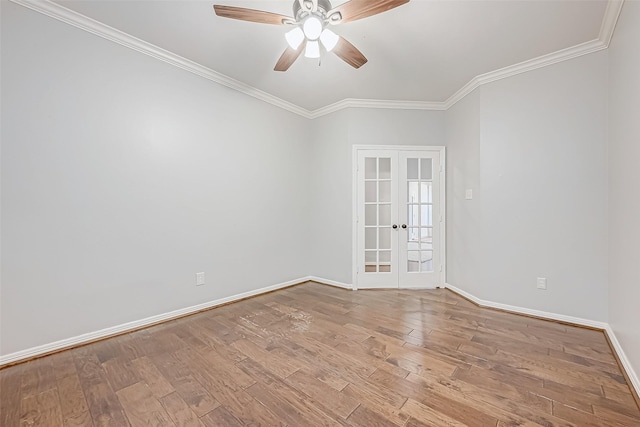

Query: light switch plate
537;277;547;290
196;272;205;286
465;189;473;200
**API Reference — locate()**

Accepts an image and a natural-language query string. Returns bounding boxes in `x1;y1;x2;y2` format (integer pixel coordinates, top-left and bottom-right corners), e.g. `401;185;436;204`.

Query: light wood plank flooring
1;282;639;426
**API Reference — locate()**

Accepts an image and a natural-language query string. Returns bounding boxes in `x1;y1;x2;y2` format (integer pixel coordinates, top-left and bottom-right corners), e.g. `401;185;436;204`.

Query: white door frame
352;145;446;290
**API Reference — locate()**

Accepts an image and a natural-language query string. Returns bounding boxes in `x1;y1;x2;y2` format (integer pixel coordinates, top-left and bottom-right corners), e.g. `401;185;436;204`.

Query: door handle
392;224;398;229
402;224;407;229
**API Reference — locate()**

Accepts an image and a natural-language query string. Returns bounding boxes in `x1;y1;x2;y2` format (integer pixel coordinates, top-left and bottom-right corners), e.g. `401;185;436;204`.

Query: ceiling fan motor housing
293;0;333;21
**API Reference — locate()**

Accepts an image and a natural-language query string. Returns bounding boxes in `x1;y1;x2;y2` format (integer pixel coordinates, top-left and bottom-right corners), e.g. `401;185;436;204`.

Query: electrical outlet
465;189;473;200
196;272;205;286
536;277;547;290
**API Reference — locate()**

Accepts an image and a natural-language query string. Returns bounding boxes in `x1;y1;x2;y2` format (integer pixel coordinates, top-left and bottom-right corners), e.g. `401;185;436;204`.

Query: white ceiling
52;0;608;110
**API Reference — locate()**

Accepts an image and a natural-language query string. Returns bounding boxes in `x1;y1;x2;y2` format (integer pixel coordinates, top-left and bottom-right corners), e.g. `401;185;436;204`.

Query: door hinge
440;265;443;272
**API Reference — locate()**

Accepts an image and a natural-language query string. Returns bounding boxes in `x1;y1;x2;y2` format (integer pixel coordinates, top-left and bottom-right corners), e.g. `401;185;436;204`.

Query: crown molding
309;98;446;119
443;38;607;109
9;0;624;118
443;0;624;109
9;0;314;119
599;0;624;47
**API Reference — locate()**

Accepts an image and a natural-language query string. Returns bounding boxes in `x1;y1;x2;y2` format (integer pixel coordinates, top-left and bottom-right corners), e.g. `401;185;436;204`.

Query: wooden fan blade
328;0;409;24
333;37;368;69
213;5;292;25
274;41;306;72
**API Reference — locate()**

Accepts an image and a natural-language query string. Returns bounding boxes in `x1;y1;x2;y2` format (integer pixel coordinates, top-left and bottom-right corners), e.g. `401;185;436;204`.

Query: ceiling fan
213;0;410;71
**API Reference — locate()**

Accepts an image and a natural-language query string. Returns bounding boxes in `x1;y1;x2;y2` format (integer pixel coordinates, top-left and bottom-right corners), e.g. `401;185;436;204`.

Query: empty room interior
1;0;640;425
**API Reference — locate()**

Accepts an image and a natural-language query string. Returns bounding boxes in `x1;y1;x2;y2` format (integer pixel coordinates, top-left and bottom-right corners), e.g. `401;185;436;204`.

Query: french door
354;147;444;289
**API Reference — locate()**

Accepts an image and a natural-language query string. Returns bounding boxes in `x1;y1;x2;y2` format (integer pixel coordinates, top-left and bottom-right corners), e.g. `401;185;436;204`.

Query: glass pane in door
365;158;377;179
407;159;419;180
365;205;377;226
365;182;377;202
420;159;433;180
379;158;391;179
420;182;432;203
379;181;391;203
379;205;391;225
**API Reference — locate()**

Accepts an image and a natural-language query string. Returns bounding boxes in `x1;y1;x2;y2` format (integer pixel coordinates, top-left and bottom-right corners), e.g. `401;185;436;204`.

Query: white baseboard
0;277;310;367
307;276;353;290
444;283;608;329
604;325;640;400
3;277;637;403
444;282;639;401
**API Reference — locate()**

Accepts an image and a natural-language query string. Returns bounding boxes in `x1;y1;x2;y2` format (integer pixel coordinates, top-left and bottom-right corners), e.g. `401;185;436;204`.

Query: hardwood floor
2;282;639;426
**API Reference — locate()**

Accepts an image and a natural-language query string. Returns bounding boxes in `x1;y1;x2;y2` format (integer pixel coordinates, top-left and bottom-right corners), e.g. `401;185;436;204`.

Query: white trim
351;146;360;291
312;272;637;402
307;276;353;290
0;277;309;367
352;145;447;290
439;148;447;286
2;275;636;400
309;99;446;119
8;0;314;119
604;325;640;398
599;0;625;47
9;0;624;118
444;282;608;329
352;145;447;152
444;282;640;400
443;39;607;109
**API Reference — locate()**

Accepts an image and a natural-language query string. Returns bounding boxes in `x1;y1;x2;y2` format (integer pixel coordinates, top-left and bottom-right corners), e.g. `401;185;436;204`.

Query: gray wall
446;51;609;322
309;108;446;285
308;110;351;284
2;0;637;385
608;0;640;380
445;90;482;297
1;3;311;355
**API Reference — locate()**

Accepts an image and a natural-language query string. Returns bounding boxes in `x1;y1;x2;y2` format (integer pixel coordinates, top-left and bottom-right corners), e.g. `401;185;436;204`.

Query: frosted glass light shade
305;40;320;58
303;16;323;40
320;29;339;52
285;27;305;49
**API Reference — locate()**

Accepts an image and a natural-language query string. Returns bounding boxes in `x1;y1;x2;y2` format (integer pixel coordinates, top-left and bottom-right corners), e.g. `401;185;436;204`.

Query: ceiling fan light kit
213;0;410;71
305;40;321;58
319;28;339;52
285;27;305;50
303;16;323;40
